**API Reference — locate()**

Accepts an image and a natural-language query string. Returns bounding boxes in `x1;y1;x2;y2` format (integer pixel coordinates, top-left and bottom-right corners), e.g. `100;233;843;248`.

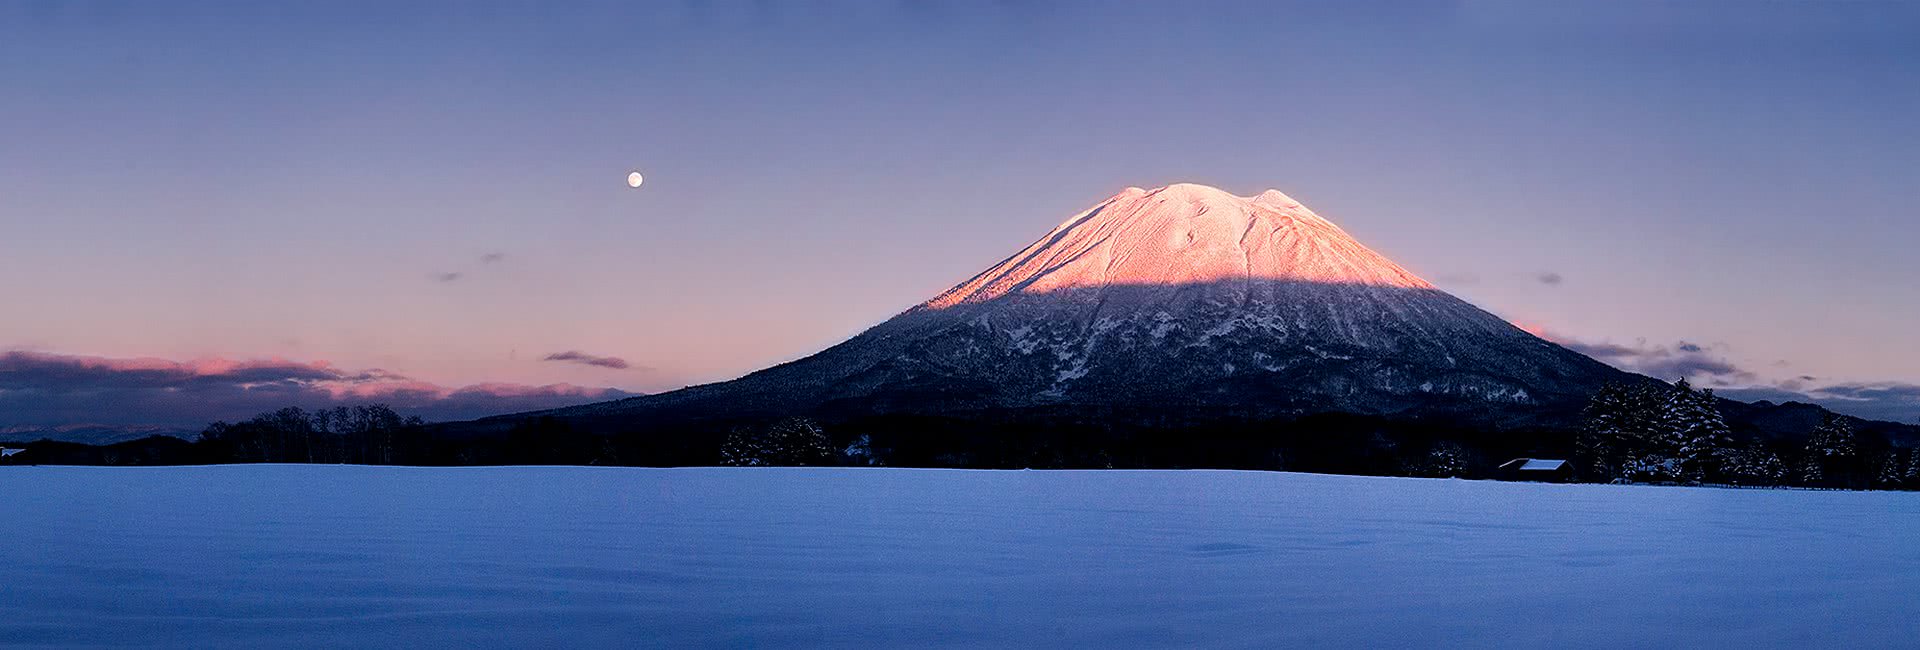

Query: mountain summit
550;183;1630;423
929;183;1432;309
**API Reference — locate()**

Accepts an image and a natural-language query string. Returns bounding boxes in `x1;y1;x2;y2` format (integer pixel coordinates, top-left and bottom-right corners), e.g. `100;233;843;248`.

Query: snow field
1;466;1914;648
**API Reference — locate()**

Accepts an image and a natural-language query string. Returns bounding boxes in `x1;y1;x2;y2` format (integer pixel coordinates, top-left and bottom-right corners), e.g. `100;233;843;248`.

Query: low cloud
1559;340;1639;359
1549;335;1751;383
479;252;506;264
1814;383;1920;403
1547;335;1920;423
543;350;633;370
1721;381;1920;424
1639;355;1744;382
1774;375;1820;391
1437;271;1562;287
0;350;634;429
431;272;464;283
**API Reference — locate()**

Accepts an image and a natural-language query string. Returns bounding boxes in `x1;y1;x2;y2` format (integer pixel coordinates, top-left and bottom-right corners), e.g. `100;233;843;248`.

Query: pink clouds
57;353;320;376
1534;334;1752;384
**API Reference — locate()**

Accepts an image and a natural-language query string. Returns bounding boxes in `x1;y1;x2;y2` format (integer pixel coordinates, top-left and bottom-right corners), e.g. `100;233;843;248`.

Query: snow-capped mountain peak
929;183;1431;310
551;183;1629;423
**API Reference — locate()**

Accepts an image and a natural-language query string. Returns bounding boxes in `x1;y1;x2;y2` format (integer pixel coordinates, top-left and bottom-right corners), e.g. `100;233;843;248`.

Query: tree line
5;389;1914;492
199;405;424;464
1577;379;1918;489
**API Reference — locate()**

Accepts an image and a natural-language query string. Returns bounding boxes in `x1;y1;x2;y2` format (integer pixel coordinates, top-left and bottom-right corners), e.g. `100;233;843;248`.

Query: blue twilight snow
1;466;1915;647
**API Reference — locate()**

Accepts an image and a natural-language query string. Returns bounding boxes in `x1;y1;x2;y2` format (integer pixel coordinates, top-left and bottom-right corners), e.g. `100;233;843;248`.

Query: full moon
626;171;644;188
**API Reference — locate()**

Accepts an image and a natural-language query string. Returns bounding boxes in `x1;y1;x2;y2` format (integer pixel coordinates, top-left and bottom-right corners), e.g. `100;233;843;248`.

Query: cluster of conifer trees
1577;379;1918;489
719;417;876;467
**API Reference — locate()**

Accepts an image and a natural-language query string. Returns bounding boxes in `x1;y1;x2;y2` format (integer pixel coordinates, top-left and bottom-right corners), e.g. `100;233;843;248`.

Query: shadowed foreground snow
1;466;1915;647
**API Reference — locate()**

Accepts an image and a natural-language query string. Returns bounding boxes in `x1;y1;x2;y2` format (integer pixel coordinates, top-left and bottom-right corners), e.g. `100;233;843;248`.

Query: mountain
537;183;1633;426
0;424;197;446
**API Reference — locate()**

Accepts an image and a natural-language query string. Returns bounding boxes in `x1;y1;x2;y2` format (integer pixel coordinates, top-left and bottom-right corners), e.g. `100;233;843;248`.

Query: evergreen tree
1576;384;1629;480
1874;452;1904;489
1797;459;1821;485
719;426;770;466
1669;385;1733;482
718;417;835;466
1414;441;1470;478
1582;381;1689;483
1723;443;1785;487
1651;379;1693;454
1802;413;1860;487
768;418;835;465
1758;448;1787;486
1626;382;1680;456
1624;453;1682;484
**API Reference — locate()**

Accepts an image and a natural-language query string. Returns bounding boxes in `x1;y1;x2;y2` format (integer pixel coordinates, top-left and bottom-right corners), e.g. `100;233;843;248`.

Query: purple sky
4;1;1919;427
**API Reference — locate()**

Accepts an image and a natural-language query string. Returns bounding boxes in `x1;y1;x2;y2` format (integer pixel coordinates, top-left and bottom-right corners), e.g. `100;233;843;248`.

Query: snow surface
1520;459;1568;471
3;466;1915;647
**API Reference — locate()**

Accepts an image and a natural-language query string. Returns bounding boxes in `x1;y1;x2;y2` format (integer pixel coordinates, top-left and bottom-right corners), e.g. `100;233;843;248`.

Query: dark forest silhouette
5;386;1917;491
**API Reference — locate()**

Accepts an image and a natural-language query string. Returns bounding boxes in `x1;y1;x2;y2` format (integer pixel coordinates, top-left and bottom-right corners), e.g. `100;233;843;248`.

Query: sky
3;1;1919;428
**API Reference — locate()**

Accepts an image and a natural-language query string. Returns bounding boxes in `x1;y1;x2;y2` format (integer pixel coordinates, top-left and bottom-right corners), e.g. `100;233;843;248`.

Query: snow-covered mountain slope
553;183;1632;422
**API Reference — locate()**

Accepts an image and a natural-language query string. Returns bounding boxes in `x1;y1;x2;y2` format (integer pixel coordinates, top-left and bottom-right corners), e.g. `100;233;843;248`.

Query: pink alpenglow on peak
928;183;1432;309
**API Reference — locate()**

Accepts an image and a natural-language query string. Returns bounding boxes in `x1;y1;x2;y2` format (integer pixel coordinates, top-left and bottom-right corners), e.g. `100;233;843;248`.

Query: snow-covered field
2;467;1915;648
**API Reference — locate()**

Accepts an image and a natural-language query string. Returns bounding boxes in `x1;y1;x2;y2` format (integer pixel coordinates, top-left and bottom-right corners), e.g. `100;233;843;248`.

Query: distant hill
0;424;196;446
1722;399;1920;447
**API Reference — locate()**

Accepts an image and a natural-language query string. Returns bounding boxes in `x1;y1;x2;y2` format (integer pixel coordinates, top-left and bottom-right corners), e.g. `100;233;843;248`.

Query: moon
626;171;644;188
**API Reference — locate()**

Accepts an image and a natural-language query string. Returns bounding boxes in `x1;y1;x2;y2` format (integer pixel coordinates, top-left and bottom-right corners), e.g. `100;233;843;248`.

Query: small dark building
1498;458;1571;482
